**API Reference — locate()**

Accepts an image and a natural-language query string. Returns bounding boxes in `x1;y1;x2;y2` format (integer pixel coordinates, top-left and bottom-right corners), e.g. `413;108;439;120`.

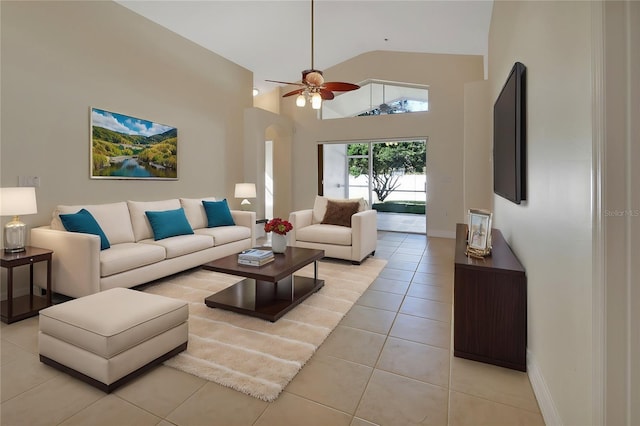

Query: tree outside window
347;141;426;202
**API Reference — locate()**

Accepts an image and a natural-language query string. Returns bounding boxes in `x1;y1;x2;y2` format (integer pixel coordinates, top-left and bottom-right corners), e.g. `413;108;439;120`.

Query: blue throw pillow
202;199;235;227
145;208;194;241
60;209;111;250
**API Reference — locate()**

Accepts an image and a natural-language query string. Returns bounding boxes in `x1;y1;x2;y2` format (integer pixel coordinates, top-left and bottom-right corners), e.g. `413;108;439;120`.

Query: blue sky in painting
91;108;174;137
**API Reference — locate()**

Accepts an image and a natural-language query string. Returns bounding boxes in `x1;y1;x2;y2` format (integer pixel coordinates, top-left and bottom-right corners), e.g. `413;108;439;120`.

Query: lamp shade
311;92;322;109
234;183;256;199
1;187;37;253
0;187;38;216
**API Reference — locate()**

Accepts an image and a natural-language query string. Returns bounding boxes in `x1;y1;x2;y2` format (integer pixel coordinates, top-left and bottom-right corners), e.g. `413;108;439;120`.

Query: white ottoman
39;287;188;392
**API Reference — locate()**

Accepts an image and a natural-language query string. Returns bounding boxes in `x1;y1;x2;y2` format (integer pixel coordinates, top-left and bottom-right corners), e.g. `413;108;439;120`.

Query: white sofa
288;196;377;264
31;197;255;299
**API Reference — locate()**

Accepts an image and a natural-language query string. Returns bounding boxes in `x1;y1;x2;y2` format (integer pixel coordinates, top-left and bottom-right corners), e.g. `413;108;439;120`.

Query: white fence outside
348;174;426;203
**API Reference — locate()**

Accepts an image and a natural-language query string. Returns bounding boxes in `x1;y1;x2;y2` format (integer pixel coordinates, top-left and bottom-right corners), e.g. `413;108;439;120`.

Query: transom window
322;80;429;120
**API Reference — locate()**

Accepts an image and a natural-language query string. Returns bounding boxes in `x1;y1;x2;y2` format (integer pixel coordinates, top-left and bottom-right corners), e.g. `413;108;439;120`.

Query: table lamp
0;187;38;253
234;183;256;211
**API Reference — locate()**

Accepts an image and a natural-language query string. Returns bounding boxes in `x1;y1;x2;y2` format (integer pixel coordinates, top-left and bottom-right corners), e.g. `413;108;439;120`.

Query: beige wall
0;1;252;234
243;107;293;220
463;80;492;214
280;51;484;237
253;90;280;115
489;2;593;425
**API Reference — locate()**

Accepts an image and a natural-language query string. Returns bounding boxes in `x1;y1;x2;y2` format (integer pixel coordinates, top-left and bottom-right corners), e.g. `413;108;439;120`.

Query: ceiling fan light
311;92;322;109
296;94;306;107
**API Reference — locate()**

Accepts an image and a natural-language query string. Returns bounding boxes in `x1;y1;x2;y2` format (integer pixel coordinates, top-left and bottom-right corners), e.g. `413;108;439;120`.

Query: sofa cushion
100;243;166;277
145;208;194;241
296;223;352;246
321;200;360;228
312;195;367;224
180;197;217;230
51;202;135;244
60;209;111;250
139;234;214;259
128;199;181;242
202;199;235;227
195;225;251;246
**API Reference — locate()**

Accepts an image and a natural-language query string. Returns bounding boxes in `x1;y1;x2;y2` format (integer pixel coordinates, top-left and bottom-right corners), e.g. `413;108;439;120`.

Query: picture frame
90;107;178;180
467;208;493;255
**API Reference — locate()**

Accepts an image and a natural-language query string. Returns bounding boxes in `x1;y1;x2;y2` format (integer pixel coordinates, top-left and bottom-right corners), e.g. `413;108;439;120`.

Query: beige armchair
288;196;377;264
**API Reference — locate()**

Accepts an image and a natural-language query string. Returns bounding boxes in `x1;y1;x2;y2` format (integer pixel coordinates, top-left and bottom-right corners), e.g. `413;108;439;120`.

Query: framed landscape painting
90;107;178;180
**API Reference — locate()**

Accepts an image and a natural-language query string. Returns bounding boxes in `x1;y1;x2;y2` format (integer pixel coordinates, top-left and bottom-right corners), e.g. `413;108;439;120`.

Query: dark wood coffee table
202;247;325;322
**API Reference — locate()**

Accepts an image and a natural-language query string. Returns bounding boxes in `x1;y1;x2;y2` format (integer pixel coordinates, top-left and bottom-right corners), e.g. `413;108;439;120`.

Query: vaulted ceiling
117;1;493;96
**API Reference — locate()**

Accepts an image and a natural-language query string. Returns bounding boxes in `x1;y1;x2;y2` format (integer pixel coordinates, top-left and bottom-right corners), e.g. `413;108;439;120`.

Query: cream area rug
142;257;386;402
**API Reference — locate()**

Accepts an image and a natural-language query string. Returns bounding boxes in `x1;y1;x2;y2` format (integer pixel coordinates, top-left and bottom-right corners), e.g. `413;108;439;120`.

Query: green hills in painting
92;126;177;178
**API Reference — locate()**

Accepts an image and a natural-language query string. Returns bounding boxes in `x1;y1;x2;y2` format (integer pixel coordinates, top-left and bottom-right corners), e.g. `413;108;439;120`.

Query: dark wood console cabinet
454;223;527;371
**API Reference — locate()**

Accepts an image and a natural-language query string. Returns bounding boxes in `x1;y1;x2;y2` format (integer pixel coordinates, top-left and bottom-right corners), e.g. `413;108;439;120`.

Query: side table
453;223;527;371
1;246;53;324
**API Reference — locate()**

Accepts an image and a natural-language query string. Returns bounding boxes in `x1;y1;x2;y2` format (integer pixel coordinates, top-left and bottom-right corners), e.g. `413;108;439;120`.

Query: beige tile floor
377;212;426;234
1;232;545;426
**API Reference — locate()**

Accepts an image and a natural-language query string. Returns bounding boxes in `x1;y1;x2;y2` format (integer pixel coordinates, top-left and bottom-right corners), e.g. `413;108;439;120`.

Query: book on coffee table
238;249;274;266
237;256;275;267
238;249;273;261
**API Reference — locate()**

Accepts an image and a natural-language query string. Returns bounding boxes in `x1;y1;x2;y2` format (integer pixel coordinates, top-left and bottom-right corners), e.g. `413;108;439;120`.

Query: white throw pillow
51;202;135;244
180;197;217;230
127;199;181;242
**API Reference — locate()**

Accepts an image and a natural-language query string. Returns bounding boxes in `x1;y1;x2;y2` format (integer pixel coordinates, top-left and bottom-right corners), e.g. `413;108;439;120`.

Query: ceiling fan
266;0;360;109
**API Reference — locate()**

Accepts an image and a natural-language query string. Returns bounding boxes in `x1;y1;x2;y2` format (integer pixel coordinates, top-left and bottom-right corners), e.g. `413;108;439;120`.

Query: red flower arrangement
264;218;293;235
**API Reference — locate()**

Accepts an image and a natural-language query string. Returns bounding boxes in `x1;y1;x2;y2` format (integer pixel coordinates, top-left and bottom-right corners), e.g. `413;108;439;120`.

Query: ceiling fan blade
282;88;305;98
266;79;305;87
319;89;335;100
323;82;360;92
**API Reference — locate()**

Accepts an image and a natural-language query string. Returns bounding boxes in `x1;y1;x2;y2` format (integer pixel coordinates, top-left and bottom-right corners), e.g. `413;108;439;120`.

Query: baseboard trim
527;349;563;426
426;229;456;239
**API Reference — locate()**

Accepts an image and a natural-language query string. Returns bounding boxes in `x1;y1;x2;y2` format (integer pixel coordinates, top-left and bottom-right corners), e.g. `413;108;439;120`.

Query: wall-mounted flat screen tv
493;62;526;204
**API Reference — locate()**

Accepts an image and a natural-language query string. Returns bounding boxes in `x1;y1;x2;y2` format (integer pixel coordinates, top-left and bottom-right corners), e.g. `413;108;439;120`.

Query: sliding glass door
320;139;427;233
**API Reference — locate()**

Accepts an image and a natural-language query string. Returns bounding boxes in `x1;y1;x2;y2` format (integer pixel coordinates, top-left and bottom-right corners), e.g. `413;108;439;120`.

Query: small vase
271;233;287;254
